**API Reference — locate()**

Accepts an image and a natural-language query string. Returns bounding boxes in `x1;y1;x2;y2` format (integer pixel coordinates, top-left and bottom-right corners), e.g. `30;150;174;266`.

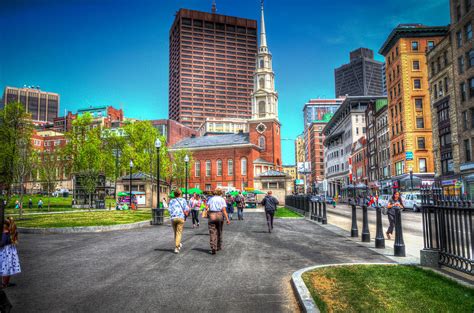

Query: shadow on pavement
154;248;175;254
192;248;211;254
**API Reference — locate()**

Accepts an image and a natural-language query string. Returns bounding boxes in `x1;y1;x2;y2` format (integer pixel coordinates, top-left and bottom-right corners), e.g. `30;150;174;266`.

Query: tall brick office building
170;3;281;191
168;8;258;129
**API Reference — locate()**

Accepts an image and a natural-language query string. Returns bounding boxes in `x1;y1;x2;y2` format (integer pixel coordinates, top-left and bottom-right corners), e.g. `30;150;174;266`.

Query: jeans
237;208;244;220
171;218;185;249
266;211;274;230
191;210;200;226
208;212;224;251
387;214;395;234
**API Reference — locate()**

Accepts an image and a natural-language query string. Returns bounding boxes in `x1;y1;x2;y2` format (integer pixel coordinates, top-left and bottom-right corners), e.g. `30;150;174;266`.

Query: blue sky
0;0;450;164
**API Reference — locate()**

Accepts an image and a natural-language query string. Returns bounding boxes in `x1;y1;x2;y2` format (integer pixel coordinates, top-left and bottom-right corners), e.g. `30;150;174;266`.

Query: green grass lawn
302;265;474;313
275;207;303;218
14;210;158;228
7;195;73;209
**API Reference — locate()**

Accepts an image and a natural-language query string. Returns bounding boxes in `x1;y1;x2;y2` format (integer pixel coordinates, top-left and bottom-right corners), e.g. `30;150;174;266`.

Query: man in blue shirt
168;189;190;254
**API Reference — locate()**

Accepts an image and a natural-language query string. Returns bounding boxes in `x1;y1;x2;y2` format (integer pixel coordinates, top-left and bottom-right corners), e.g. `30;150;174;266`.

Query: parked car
401;193;422;212
378;194;392;208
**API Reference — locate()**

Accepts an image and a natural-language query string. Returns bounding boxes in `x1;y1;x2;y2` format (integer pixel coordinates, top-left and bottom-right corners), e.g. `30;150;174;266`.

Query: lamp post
184;154;189;201
129;160;133;208
155;139;161;209
409;166;414;192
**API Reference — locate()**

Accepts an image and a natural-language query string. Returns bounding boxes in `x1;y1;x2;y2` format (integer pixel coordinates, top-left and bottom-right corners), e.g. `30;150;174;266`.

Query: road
9;212;391;312
325;204;423;258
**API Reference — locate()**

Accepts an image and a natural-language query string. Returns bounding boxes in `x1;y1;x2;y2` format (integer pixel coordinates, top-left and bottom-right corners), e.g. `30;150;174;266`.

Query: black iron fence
285;195;327;224
421;185;473;275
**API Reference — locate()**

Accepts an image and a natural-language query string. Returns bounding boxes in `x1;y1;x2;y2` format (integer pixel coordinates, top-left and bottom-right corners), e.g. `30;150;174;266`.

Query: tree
38;150;62;211
0;102;34;218
169;149;193;188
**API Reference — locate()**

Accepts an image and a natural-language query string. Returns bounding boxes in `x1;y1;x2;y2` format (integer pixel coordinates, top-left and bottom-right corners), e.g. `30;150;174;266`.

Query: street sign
405;151;413;160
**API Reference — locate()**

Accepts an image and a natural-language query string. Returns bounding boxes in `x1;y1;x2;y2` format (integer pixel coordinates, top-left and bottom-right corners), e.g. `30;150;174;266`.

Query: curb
17;220;164;234
291;262;396;313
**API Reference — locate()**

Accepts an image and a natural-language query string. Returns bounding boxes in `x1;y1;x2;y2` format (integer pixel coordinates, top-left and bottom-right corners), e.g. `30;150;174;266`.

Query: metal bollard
361;203;370;242
375;205;385;248
310;201;315;220
322;201;327;224
351;202;359;237
394;208;406;257
317;201;322;222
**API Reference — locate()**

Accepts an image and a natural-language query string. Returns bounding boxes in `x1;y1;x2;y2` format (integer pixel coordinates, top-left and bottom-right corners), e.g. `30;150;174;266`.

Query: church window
258;101;266;118
259;78;265;89
217;159;222;176
259;59;264;68
241;157;247;175
228;159;233;176
259;136;266;151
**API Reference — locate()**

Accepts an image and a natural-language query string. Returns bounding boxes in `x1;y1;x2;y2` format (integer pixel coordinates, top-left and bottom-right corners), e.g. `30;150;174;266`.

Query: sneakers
210;249;216;255
174;248;179;254
179;243;183;250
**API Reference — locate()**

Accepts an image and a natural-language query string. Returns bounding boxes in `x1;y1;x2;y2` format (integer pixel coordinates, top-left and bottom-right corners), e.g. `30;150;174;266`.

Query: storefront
440;178;463;197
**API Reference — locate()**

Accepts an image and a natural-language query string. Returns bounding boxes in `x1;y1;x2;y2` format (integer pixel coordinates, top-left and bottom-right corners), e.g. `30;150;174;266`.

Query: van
401;193;421;212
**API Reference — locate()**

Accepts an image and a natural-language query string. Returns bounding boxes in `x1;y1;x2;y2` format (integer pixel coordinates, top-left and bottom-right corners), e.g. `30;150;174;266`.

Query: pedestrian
162;197;168;209
14;201;19;210
37;199;43;209
235;191;245;220
28;198;32;210
260;191;279;233
386;191;404;240
168;189;190;254
0;217;21;288
189;193;201;228
205;189;230;255
225;194;234;220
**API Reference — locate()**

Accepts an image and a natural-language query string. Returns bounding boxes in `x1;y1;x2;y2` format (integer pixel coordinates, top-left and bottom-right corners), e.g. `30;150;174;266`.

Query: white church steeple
251;0;278;121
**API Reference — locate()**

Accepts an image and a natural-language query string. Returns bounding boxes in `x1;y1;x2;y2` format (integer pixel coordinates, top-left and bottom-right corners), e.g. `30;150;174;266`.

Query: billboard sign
297;162;311;174
406;151;413;161
295;179;304;185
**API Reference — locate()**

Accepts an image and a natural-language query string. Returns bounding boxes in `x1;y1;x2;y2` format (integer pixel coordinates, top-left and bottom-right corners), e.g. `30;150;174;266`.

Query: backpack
236;195;245;208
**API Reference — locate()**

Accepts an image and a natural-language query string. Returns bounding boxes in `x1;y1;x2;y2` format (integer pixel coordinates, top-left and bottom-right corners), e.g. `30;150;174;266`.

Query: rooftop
172;132;254;150
257;169;288;177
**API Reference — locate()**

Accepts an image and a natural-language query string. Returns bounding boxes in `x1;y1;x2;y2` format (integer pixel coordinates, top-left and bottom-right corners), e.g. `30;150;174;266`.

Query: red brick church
170;3;282;191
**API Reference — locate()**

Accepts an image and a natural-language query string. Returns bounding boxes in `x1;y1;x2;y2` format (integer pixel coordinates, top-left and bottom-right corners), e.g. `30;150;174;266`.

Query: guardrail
285;195;326;224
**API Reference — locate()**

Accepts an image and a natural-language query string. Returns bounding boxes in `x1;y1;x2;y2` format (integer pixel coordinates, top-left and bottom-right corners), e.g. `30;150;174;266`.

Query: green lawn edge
302;264;474;313
275;207;303;218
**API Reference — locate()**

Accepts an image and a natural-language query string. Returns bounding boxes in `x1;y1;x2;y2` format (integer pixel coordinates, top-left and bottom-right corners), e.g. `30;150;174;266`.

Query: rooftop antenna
212;0;216;14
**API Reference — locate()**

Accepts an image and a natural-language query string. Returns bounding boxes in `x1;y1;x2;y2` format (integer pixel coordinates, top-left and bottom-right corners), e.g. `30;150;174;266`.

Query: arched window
259;59;264;68
227;159;233;176
195;161;200;177
258;136;266;150
241;157;247;175
259;77;265;89
205;160;211;177
217;159;222;176
258;101;266;118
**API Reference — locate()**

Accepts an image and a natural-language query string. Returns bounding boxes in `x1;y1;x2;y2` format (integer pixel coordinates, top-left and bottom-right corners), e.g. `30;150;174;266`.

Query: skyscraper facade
2;86;59;123
168;8;258;129
335;48;385;98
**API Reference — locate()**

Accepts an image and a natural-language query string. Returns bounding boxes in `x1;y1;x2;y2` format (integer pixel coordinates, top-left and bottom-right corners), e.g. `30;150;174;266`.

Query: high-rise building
449;0;474;196
379;24;448;187
2;86;59;123
168;8;258;129
335;48;385;98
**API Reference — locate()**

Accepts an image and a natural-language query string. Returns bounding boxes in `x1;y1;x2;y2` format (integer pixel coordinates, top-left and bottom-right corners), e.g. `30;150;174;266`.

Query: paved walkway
9;212;391;312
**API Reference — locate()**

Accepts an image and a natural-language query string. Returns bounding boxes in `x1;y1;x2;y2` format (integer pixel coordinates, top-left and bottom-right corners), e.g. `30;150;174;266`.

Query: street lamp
155;139;161;209
129;160;134;208
184;154;189;201
409;166;414;193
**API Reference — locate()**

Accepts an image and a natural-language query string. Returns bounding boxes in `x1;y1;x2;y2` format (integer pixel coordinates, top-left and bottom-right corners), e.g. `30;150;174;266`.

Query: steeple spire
260;0;267;48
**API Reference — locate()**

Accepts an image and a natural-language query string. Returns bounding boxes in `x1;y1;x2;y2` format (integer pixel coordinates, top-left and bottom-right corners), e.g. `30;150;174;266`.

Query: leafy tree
169;149;193;189
0;102;34;218
38;150;62;211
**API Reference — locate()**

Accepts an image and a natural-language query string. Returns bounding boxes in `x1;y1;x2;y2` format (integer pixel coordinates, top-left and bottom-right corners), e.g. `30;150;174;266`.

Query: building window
205;160;211;177
459;56;465;74
227;159;233;176
195;161;201;177
241;157;247;175
259;77;265;89
457;31;463;48
205;184;211;191
463;111;469;130
466;23;472;41
416;117;424;128
415;98;423;110
412;60;420;70
470;77;474;97
427;41;435;50
259;59;264;68
258;136;266;150
419;158;427;173
417;137;426;149
411;41;419;51
258;101;266;118
414;79;421;89
461;82;467;101
440;133;452;148
465;139;472;162
216;159;222;176
395;161;404;175
468;50;474;68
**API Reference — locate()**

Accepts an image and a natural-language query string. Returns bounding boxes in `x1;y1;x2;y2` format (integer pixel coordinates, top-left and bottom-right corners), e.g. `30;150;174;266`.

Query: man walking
261;191;279;233
168;189;190;254
205;189;230;255
235;191;245;220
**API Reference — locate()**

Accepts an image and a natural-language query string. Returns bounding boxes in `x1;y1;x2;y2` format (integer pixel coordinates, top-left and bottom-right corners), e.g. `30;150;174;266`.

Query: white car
401;193;421;212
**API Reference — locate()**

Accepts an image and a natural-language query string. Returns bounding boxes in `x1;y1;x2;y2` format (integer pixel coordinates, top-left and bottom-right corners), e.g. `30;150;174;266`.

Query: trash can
151;208;165;225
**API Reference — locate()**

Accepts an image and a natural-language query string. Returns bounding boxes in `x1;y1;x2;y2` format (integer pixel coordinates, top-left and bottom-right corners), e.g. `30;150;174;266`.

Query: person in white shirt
205;189;230;254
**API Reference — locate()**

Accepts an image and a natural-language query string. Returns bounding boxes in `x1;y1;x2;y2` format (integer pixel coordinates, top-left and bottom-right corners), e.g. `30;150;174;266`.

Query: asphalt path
9;212;391;313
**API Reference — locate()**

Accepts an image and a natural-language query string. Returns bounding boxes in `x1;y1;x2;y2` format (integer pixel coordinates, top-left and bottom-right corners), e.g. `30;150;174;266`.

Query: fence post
394;207;406;257
375;204;385;248
311;201;315;220
351;201;358;237
361;202;370;242
317;201;322;222
322;201;327;224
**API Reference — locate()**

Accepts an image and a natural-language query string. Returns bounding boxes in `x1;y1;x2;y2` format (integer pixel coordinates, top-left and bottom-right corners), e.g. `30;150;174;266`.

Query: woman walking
168;189;190;254
225;194;234;220
189;193;202;228
205;189;230;255
386;191;404;239
0;217;21;288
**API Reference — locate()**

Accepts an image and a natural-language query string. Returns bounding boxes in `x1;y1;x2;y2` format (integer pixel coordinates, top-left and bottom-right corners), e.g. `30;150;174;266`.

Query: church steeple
251;0;278;121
